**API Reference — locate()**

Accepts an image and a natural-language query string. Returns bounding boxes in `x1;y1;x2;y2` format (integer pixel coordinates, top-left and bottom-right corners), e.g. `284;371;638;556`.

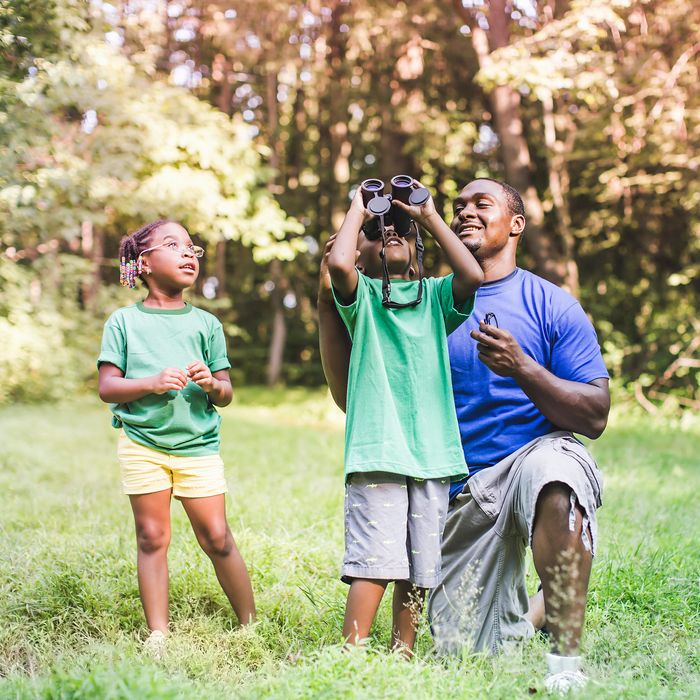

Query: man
318;178;610;693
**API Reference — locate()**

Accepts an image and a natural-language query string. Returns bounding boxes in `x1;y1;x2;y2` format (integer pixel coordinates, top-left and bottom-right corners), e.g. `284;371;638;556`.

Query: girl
98;220;255;655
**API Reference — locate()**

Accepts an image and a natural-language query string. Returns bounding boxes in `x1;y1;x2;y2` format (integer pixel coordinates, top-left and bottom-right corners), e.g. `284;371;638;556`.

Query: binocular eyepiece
360;175;429;240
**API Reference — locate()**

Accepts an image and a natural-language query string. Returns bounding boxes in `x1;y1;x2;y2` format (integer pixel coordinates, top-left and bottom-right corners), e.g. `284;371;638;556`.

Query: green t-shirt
97;302;231;456
333;272;474;480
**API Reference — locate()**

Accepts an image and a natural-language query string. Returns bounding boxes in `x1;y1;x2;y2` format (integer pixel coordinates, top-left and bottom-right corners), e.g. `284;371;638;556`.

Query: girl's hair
119;219;171;288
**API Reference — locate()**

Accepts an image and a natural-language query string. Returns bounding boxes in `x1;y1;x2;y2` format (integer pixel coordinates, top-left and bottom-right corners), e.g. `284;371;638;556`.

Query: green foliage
0;34;304;260
1;0;698;398
0;394;698;697
0;256;105;403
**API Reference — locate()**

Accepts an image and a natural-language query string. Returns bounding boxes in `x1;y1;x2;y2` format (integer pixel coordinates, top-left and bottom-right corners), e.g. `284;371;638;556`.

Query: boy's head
119;220;203;290
356;221;421;280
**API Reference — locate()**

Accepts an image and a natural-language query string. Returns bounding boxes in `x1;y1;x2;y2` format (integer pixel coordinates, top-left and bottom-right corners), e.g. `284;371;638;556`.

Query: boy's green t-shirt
97;302;231;456
333;272;474;481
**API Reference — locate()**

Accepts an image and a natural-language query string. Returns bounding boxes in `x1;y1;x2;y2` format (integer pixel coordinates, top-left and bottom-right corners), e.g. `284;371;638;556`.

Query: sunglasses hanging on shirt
360;176;430;309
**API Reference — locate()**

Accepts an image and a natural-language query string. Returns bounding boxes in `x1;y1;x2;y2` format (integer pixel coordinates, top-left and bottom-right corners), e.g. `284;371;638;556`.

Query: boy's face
356;224;417;278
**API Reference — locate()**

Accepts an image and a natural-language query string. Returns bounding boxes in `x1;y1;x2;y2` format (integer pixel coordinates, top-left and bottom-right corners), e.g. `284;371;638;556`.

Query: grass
0;388;698;698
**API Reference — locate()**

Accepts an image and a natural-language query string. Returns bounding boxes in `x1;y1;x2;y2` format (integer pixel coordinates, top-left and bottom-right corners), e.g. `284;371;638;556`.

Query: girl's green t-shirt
97;302;231;456
333;273;474;481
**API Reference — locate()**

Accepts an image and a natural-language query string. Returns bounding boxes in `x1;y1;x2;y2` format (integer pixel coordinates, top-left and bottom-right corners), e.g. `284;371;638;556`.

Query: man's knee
534;482;573;526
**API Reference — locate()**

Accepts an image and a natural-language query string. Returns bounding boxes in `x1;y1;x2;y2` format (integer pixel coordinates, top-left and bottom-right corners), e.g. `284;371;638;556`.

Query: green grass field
0;389;698;699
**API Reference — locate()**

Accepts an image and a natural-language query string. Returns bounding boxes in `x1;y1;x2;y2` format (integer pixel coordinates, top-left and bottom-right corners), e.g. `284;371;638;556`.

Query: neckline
136;301;192;315
477;268;521;296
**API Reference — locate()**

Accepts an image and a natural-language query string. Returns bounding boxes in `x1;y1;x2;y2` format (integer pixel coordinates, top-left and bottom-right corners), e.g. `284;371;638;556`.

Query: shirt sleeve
550;302;609;383
331;270;367;338
207;321;232;373
97;314;127;372
434;274;476;336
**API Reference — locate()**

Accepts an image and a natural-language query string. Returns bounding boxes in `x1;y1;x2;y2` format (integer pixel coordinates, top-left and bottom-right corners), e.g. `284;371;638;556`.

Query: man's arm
318;234;351;412
471;321;610;438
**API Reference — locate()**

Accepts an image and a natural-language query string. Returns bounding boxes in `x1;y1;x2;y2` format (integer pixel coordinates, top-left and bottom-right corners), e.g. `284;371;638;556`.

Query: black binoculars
360;175;430;240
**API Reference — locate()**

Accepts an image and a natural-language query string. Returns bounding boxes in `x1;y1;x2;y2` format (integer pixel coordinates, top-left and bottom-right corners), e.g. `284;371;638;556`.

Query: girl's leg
180;494;256;625
129;489;172;633
343;579;389;645
391;581;426;654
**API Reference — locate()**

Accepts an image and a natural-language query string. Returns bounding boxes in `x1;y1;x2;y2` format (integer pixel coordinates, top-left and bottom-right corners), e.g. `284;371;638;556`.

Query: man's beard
464;239;483;260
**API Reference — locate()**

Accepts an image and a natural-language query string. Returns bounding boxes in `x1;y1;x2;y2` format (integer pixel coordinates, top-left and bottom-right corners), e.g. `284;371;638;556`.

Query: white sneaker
545;653;588;694
142;629;167;660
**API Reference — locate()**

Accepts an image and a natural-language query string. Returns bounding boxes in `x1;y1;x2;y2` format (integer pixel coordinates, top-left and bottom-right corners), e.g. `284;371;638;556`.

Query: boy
327;180;483;653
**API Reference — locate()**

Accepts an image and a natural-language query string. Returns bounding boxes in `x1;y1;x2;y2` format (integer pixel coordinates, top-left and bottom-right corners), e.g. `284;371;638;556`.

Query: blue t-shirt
448;268;608;499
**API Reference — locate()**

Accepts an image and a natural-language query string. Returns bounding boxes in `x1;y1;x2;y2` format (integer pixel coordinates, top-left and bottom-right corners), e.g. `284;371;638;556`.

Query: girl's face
140;222;200;290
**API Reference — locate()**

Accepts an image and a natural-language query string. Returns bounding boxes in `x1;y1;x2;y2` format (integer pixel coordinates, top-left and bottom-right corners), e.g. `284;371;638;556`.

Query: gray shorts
428;432;603;655
342;472;450;588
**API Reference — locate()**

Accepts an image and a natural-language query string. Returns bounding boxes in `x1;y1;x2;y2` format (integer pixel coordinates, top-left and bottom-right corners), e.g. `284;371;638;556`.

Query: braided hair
119;219;171;288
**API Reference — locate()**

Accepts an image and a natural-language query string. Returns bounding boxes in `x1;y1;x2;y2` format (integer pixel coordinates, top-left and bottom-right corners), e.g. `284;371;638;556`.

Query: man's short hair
478;178;525;218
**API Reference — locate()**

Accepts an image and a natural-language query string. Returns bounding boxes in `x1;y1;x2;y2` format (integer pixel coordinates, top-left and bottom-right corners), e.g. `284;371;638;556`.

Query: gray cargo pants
428;431;603;655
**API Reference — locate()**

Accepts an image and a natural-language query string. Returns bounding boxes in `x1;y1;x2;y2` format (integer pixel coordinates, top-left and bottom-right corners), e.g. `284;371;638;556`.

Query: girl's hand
151;368;188;394
186;361;216;393
392;178;437;227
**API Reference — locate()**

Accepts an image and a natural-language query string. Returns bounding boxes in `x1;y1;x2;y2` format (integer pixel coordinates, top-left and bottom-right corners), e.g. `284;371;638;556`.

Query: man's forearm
514;358;609;439
318;298;350;412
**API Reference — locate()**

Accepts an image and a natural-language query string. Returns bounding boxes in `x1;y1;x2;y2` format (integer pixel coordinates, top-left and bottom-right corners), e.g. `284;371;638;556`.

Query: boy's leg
391;581;426;654
342;472;411;645
129;489;172;633
181;494;256;625
343;579;389;645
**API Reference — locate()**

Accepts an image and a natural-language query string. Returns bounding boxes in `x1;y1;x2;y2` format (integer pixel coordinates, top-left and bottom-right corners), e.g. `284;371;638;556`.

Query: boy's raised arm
395;182;483;304
326;189;368;301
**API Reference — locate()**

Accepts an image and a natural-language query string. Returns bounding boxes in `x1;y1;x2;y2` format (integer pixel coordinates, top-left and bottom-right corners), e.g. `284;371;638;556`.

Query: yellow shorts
117;430;228;498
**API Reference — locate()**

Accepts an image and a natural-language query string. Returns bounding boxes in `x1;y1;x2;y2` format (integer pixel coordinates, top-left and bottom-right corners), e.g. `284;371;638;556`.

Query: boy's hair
478;178;525;218
119;219;171;288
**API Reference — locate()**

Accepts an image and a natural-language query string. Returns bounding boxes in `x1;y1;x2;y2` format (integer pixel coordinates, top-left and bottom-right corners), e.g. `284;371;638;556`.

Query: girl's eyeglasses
140;241;205;258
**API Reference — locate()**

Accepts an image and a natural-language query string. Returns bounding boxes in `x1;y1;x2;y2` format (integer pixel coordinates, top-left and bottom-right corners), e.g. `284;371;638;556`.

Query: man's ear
509;214;526;237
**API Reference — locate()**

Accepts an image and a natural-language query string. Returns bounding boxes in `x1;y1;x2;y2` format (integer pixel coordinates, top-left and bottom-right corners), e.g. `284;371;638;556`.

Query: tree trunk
454;0;579;291
264;62;287;386
215;239;227;298
81;221;103;309
266;259;287;386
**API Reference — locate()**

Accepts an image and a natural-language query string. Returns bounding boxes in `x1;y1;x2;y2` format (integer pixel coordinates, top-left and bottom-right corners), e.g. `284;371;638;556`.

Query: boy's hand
186;361;216;393
151;368;188;394
392;178;437;227
350;187;374;223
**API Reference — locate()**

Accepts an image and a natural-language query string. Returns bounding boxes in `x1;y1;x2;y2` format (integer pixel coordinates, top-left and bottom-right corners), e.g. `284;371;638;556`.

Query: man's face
449;180;520;261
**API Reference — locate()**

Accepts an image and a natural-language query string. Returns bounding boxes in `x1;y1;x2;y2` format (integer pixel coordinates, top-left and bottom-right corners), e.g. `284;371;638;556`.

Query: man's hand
319;233;337;304
151;367;188;394
470;321;529;377
186;361;216;393
319;232;360;304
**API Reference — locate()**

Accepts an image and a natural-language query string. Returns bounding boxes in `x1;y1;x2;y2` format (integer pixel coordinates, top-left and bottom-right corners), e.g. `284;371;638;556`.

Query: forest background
1;0;698;407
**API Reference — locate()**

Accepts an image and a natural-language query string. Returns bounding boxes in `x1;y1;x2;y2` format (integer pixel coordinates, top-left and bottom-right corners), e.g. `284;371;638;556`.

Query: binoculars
360;175;430;240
